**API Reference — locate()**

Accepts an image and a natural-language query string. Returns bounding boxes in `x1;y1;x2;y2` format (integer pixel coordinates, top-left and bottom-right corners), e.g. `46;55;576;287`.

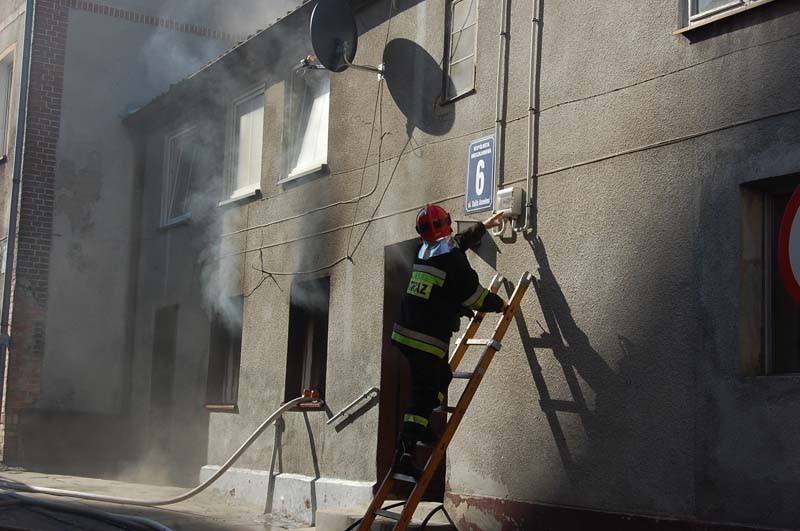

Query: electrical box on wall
495;187;524;219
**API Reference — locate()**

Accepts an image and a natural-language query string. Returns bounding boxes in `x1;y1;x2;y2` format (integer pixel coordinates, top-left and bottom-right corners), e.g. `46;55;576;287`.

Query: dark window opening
740;176;800;376
284;277;330;402
151;305;178;412
206;296;243;408
766;190;800;374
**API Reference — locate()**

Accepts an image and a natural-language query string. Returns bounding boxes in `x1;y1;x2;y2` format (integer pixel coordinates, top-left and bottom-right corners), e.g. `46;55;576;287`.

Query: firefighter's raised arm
483;211;505;229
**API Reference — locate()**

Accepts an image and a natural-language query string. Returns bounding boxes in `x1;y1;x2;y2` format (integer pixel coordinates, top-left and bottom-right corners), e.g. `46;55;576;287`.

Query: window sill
441;87;476;106
158;213;191;231
279;163;328;185
287;399;326;411
219;187;261;207
205;404;239;413
674;0;777;34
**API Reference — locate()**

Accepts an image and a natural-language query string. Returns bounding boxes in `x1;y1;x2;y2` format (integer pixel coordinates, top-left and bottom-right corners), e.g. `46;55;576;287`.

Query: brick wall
65;0;244;43
0;0;67;464
0;0;239;465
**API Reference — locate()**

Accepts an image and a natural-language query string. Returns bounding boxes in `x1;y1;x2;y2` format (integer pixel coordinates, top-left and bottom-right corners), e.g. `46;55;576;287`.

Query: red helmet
415;203;452;242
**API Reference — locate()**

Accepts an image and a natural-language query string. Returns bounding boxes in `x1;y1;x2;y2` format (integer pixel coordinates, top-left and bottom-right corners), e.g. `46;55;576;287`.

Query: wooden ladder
358;271;533;530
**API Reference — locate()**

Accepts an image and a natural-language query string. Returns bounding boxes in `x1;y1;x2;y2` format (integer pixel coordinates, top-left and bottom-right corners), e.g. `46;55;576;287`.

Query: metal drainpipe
518;0;540;232
0;0;35;416
491;0;510;236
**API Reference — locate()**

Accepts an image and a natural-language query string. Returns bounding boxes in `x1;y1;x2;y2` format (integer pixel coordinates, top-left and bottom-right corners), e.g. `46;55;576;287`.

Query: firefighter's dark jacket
391;223;504;359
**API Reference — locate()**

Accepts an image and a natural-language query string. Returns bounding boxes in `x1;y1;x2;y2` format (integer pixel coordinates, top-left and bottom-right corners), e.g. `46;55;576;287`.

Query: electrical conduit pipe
491;0;510;237
517;0;541;233
0;396;316;506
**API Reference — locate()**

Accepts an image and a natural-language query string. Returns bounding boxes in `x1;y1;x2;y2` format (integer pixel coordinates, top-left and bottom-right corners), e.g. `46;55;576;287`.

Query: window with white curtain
229;88;264;199
0;54;13;157
161;126;197;227
284;69;329;181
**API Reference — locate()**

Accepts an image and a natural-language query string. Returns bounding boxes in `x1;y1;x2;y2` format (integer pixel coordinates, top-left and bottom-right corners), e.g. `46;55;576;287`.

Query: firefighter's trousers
397;343;453;445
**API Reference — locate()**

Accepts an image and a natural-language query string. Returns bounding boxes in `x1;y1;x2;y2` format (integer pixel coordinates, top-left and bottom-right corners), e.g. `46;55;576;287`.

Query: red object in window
778;185;800;305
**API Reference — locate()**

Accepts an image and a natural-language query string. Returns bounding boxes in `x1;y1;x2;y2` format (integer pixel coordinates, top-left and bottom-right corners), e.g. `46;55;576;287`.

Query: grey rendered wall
129;0;800;527
208;0;800;528
441;0;800;528
38;8;230;414
126;112;227;484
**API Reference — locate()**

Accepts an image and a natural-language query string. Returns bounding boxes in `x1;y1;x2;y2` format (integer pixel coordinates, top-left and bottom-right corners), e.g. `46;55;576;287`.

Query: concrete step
314;502;455;531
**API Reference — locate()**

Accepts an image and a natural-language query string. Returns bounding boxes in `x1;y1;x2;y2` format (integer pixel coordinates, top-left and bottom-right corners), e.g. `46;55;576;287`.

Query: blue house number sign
465;135;495;214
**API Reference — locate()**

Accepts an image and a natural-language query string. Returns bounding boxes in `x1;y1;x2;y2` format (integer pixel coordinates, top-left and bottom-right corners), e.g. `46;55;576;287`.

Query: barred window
444;0;477;101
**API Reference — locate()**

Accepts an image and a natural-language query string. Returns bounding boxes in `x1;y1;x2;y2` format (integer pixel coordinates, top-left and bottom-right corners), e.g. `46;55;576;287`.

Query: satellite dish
310;0;358;72
309;0;384;76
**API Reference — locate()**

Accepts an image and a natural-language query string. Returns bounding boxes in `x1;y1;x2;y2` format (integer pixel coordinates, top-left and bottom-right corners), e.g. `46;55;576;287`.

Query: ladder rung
452;371;473;379
466;338;502;350
374;508;402;520
390;473;417;484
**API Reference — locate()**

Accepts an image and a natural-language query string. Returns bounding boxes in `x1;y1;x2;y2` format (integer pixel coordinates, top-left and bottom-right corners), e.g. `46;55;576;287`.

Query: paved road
0;468;306;530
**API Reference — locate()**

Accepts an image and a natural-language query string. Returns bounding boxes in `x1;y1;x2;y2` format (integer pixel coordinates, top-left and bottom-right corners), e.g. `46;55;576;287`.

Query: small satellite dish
310;0;358;73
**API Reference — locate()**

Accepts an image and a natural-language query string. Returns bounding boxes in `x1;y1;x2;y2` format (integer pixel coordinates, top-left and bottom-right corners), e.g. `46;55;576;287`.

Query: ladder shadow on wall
513;235;621;486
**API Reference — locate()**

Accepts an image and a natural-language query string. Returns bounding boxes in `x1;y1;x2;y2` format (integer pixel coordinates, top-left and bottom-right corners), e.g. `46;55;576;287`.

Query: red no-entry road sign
779;186;800;305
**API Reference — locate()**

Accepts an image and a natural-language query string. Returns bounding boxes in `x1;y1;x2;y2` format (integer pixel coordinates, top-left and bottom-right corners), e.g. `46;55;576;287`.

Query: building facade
0;0;279;476
5;0;800;529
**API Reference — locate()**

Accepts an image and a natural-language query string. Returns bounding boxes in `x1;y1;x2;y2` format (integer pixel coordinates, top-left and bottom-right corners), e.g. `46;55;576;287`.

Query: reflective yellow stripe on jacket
462;285;489;310
391;324;448;359
403;414;429;427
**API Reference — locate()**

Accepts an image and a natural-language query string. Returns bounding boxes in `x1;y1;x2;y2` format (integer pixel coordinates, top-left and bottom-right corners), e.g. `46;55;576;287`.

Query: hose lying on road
0;491;173;531
0;396;315;506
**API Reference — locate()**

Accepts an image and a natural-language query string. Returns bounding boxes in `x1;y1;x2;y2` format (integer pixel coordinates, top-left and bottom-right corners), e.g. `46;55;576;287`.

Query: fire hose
0;396;315;506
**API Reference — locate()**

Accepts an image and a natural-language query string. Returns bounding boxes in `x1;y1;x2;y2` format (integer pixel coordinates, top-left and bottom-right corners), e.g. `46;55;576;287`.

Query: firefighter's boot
392;440;423;480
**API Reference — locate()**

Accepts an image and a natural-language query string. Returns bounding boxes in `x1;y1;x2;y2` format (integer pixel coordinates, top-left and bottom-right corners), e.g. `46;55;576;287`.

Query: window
206;296;243;408
284;68;330;181
0;53;13;157
444;0;478;101
688;0;766;23
284;277;330;402
227;88;264;200
161;126;197;227
741;178;800;375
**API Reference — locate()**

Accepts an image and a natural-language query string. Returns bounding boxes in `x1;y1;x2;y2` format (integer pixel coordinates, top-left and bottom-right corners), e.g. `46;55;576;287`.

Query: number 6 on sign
465;135;495;214
476;160;485;196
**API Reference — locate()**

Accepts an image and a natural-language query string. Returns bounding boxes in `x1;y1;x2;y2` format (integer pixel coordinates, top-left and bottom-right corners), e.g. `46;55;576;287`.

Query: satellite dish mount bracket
341;41;385;79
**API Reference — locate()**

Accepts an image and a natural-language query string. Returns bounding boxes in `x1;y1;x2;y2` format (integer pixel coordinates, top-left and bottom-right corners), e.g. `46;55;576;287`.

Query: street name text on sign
779;185;800;305
465;135;495;214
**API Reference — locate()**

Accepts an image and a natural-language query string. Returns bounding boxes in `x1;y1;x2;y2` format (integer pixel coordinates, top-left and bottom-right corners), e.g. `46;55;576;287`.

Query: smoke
137;0;308;326
138;0;304;101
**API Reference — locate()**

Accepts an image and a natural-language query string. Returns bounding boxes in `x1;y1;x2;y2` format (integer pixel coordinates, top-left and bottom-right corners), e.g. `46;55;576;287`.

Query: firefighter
391;203;507;478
